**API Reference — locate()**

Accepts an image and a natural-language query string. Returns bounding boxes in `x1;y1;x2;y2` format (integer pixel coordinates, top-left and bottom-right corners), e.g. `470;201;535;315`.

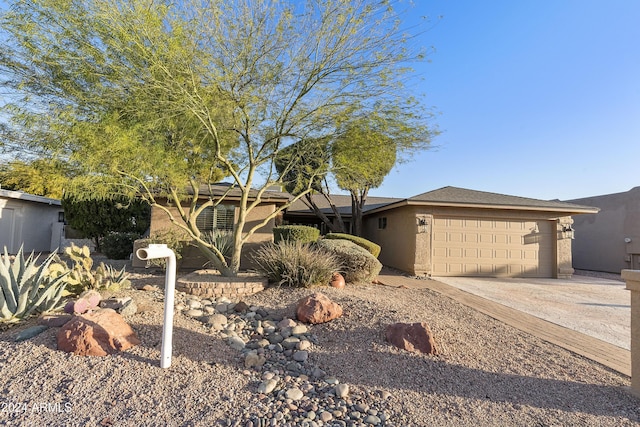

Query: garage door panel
432;217;554;278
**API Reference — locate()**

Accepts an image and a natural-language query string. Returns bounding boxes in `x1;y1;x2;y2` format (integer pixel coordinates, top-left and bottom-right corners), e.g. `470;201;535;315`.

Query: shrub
0;246;68;323
252;240;342;288
137;229;189;268
55;243;131;295
101;232;140;260
324;233;381;258
315;239;382;283
202;229;234;259
273;225;320;244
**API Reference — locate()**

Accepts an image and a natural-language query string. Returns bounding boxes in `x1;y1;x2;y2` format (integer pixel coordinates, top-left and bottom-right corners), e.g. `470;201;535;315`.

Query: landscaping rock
15;325;49;342
385;322;438;355
39;314;73;327
99;296;137;317
296;292;343;324
57;308;140;356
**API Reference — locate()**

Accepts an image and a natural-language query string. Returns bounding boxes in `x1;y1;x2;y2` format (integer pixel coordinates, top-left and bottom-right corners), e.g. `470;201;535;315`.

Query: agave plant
0;246;69;323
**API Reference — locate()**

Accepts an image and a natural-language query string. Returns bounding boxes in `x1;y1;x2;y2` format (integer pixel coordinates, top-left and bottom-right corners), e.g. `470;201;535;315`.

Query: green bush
101;232;140;260
273;225;320;244
0;246;68;323
252;240;341;288
324;233;381;258
138;229;189;268
315;239;382;283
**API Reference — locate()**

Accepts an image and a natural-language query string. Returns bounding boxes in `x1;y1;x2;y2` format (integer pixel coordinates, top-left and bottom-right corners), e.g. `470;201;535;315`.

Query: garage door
432;217;554;277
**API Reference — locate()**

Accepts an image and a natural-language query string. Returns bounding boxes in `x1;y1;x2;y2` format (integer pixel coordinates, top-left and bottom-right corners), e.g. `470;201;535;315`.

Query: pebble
258;379;278;394
171;290;394;425
335;384;349;398
285;387;304;401
293;350;309;362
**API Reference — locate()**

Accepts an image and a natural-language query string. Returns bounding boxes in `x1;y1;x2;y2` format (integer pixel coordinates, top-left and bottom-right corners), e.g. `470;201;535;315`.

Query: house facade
133;183;290;270
0;189;65;253
285;187;598;278
567;187;640;273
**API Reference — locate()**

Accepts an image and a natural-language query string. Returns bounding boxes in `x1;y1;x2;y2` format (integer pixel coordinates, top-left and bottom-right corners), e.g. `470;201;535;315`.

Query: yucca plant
0;246;69;323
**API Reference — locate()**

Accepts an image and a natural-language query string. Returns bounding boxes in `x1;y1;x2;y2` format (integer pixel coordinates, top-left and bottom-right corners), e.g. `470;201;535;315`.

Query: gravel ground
0;263;639;426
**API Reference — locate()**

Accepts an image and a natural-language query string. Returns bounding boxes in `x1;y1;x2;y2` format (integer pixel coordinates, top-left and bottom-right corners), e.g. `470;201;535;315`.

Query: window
378;217;387;230
196;204;235;232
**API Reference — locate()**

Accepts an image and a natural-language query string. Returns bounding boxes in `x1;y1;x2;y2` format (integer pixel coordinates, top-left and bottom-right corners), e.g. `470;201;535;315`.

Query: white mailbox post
136;244;177;369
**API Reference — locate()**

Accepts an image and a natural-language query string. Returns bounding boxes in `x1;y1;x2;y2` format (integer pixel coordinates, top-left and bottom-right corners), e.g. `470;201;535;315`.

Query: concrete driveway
432;274;630;350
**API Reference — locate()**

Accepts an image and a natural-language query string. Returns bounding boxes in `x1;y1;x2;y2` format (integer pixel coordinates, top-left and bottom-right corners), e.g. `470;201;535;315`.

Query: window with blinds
195;204;235;232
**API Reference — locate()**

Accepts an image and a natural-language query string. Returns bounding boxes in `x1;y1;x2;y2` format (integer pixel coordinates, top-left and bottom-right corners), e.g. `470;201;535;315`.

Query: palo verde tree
0;0;434;275
0;158;74;199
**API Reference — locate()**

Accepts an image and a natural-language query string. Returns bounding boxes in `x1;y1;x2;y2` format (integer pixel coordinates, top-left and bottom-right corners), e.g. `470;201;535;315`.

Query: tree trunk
304;194;346;233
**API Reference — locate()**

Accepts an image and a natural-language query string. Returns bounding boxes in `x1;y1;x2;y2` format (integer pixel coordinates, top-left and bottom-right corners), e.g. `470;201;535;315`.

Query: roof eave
364;199;599;216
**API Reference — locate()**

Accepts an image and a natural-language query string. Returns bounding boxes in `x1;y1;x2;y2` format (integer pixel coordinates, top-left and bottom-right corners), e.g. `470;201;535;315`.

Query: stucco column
623;269;640;395
556;217;574;279
413;214;432;276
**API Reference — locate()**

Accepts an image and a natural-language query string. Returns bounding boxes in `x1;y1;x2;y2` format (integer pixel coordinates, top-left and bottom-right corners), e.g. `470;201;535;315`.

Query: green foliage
324;233;381;258
315;239;382;284
101;232;139;260
275;137;331;196
0;246;68;323
273;225;320;244
332;121;397;192
202;229;234;260
252;241;342;288
0;159;75;199
62;196;150;251
138;229;188;268
56;243;130;295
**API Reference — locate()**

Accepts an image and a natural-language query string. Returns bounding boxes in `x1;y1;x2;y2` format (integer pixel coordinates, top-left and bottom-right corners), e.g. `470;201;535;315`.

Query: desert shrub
101;232;140;260
0;246;68;323
202;229;234;259
54;243;131;295
137;229;188;268
324;233;381;258
252;240;341;287
273;225;320;244
315;238;382;283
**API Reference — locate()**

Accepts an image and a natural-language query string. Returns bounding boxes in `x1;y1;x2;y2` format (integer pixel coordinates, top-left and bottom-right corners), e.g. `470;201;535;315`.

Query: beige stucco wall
363;206;418;273
143;201;278;270
364;205;574;278
569;188;640;273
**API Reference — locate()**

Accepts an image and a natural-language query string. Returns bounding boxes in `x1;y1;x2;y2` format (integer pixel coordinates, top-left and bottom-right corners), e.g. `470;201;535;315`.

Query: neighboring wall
0;191;64;253
568;187;640;273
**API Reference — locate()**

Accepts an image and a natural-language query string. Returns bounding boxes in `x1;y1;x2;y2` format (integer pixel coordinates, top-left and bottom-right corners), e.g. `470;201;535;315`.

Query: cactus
57;245;131;295
0;246;68;323
64;290;102;315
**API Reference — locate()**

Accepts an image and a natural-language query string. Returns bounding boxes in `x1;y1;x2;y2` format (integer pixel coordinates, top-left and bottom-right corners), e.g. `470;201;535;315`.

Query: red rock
296;292;343;324
330;273;345;289
385;322;438;355
57;308;140;356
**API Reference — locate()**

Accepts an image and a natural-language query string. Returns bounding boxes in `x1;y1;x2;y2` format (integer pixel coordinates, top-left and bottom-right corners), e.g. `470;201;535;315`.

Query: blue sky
369;0;640;202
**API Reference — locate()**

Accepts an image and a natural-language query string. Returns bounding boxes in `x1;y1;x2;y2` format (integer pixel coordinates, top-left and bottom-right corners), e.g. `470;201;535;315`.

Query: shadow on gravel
125;322;238;367
310;323;640;421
